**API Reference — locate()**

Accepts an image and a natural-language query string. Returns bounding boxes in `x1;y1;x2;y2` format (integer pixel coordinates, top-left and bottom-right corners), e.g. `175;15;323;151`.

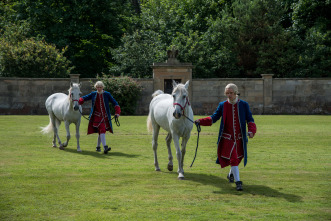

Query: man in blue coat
196;83;256;191
79;81;121;154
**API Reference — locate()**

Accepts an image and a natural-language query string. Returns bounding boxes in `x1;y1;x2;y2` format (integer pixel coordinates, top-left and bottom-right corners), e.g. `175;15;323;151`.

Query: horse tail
147;113;153;133
152;90;164;98
148;90;163;132
41;119;54;134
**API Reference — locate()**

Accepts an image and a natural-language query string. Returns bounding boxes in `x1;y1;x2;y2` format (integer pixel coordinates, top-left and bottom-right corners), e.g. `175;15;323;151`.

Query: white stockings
230;166;240;182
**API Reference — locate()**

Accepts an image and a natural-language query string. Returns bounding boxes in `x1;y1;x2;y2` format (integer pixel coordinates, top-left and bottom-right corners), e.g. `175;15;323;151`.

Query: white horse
147;80;194;179
41;82;82;152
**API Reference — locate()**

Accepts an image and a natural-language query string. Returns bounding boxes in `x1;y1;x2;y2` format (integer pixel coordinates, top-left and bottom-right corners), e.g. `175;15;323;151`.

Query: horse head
69;82;82;111
172;80;190;119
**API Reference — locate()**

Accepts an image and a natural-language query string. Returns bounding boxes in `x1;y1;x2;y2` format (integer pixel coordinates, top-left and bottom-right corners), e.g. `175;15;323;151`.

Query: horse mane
68;87;72;100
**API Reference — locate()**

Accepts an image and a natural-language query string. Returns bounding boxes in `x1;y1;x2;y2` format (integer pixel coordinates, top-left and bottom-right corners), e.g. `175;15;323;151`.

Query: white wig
94;81;105;89
224;83;239;95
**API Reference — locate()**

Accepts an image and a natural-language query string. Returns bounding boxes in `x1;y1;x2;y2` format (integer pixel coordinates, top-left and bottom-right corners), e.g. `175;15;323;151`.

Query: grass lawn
0;115;330;220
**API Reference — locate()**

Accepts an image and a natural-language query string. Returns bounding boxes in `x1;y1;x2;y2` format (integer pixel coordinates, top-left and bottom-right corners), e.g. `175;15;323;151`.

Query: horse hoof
52;145;57;148
178;177;185;180
77;149;82;152
167;165;173;171
59;146;65;150
155;168;161;172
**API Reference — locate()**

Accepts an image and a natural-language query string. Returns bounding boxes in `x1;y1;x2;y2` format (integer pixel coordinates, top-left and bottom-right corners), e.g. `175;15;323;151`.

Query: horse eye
79;92;82;95
183;95;186;99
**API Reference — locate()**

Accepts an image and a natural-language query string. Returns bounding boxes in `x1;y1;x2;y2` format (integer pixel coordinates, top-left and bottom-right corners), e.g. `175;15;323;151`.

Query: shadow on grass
64;148;140;159
186;172;302;202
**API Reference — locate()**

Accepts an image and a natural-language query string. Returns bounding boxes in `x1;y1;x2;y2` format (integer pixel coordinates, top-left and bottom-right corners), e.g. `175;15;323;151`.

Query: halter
173;97;190;113
69;93;79;102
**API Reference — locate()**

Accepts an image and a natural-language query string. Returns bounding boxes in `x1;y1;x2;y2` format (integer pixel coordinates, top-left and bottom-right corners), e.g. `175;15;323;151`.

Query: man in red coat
79;81;121;154
196;83;256;191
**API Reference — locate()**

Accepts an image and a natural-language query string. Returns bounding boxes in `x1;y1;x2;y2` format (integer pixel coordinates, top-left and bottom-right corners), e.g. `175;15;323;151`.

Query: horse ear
172;80;178;88
184;80;190;90
79;82;82;88
70;82;73;87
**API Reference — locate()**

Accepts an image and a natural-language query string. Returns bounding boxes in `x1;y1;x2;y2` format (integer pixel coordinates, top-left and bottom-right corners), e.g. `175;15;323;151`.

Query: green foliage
0;23;73;78
219;0;289;77
111;0;231;78
291;0;331;77
292;0;331;37
12;0;134;78
98;76;143;115
1;0;330;78
114;0;330;78
295;28;331;77
110;30;167;78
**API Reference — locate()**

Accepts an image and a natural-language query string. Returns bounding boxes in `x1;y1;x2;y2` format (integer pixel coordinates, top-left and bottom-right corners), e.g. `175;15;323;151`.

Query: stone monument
152;47;193;97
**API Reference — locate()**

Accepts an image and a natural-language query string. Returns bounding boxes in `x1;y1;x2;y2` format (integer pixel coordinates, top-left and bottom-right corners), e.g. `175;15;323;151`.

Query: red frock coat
198;100;256;168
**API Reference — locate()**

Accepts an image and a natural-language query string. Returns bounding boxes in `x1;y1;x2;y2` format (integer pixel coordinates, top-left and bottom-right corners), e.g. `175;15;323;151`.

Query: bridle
70;92;79;103
173;97;190;114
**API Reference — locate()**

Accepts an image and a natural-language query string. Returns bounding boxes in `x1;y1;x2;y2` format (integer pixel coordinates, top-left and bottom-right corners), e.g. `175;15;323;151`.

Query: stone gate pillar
152;48;193;98
70;74;80;83
261;74;274;114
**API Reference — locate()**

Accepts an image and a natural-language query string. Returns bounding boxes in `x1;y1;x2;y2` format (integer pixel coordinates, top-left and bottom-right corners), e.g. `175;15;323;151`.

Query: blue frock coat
81;91;119;134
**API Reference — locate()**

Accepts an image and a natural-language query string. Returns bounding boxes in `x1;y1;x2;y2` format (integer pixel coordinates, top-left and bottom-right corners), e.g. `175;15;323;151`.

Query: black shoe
227;174;234;183
96;146;101;152
104;146;111;154
236;181;243;191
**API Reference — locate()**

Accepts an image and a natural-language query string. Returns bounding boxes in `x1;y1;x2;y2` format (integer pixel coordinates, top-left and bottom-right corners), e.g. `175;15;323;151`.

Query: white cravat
227;95;239;104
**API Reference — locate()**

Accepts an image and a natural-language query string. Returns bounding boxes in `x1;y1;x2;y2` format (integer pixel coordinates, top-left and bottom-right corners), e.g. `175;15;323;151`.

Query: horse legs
165;133;173;171
152;124;161;171
62;121;70;149
75;120;81;152
180;136;189;169
50;114;63;148
52;134;57;147
172;133;184;180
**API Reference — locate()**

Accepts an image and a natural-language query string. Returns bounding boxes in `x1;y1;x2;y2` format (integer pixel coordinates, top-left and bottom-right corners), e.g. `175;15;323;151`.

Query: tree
110;30;167;78
111;0;230;78
291;0;331;77
12;0;134;78
0;23;73;78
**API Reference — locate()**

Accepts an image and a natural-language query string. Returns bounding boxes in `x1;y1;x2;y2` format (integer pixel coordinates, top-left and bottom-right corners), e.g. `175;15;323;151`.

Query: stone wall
191;78;264;115
0;76;330;115
271;78;331;114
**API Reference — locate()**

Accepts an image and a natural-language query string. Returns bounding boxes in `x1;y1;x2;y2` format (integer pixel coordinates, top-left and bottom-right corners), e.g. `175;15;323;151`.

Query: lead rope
79;108;90;121
182;113;201;167
111;115;120;127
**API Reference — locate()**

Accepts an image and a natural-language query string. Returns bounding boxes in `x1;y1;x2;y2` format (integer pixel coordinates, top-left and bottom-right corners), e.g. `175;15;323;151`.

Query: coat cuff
199;117;213;126
115;105;121;115
248;122;257;134
78;97;84;105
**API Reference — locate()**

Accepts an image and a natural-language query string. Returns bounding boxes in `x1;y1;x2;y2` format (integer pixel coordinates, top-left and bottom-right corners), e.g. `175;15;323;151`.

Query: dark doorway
164;79;181;94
